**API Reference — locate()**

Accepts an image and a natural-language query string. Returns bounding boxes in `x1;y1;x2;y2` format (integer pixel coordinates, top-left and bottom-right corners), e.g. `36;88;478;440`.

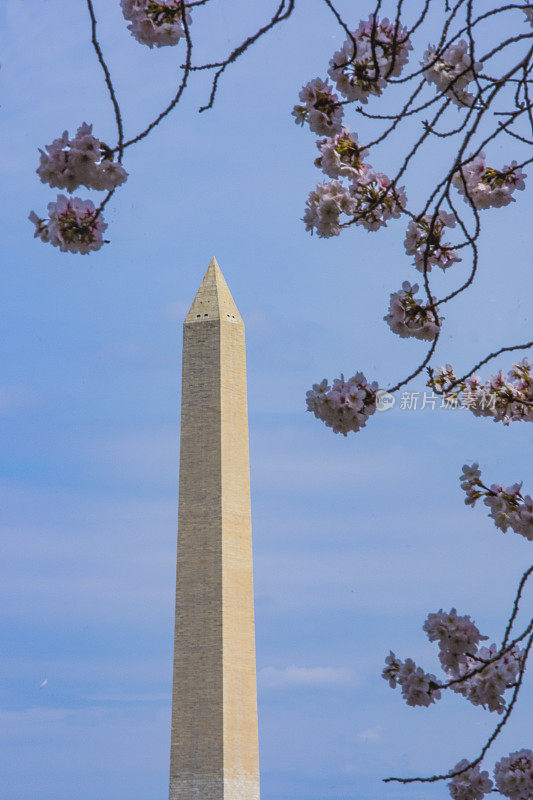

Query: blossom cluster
382;652;441;707
448;761;493;800
384;606;524;715
404;211;461;272
29;195;107;254
422;39;482;107
447;750;533;800
305;372;379;435
494;749;533;799
293;22;412;239
120;0;191;48
328;15;412;104
452;152;527;210
460;463;533;541
292;78;344;136
304;129;407;236
451;643;523;714
429;360;533;425
423;608;487;672
36;123;127;193
315;130;369;182
423;608;524;716
384;281;442;341
303;171;406;237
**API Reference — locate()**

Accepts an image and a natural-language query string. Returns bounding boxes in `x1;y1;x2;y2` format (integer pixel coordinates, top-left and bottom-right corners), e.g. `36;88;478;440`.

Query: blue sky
1;1;532;799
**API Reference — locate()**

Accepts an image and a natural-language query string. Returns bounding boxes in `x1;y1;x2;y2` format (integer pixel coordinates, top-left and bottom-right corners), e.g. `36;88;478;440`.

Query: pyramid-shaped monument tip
184;257;242;324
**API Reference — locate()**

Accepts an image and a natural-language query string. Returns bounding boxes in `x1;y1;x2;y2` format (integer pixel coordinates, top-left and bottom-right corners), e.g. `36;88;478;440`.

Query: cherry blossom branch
502;566;533;648
85;0;124;159
428;340;533;395
301;1;532;434
122;9;193;147
31;0;301;253
379;458;532;790
197;0;296;113
438;621;533;691
383;630;533;786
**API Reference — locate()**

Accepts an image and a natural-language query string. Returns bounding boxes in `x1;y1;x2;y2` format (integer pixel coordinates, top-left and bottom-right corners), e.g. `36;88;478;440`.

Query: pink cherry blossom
423;608;488;672
121;0;191;48
459;462;533;541
37;123;127;192
315;130;370;182
451;643;523;714
328;15;412;103
404;211;461;272
448;760;493;800
430;360;533;426
292;78;344;136
452;152;526;210
384;281;442;341
494;749;533;800
29;195;107;254
382;652;441;707
306;372;379;435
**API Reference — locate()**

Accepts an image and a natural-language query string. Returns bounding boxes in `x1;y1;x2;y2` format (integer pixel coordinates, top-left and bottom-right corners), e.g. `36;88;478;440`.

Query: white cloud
89;693;170;704
160;300;190;321
0;707;73;726
85;428;179;486
356;726;383;743
259;665;356;688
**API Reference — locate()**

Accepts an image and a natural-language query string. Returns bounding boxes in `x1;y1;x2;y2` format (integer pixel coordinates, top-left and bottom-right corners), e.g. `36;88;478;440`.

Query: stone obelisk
169;258;259;800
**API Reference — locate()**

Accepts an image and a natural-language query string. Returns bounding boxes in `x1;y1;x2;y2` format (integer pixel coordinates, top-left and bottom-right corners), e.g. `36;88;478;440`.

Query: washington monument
169;258;260;800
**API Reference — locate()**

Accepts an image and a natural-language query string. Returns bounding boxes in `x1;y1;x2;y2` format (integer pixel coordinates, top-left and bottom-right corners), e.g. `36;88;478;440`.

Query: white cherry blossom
382;651;401;688
398;658;441;707
459;462;483;506
484;484;533;541
351;168;406;231
384;281;442;341
422;39;482;107
302;180;355;238
448;760;493;800
452;152;526;210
